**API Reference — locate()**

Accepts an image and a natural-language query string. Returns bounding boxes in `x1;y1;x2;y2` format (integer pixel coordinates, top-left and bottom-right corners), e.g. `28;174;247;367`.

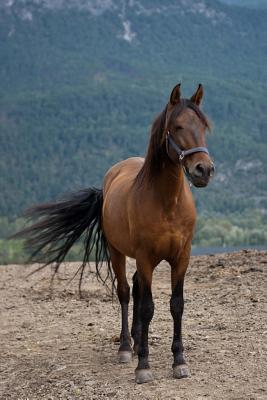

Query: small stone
111;335;120;343
21;321;31;329
209;264;216;269
59;346;69;350
250;296;258;303
216;259;225;267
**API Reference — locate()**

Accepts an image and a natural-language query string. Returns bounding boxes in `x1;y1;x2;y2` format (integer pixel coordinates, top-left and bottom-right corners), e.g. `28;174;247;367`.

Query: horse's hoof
118;350;132;363
135;369;154;384
173;364;190;379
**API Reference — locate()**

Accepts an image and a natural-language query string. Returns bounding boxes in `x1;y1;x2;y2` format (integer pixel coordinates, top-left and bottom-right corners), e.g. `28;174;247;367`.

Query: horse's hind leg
109;246;132;363
134;259;154;384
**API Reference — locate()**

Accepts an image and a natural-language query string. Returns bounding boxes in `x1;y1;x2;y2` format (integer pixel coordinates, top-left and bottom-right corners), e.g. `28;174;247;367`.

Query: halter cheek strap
166;131;209;163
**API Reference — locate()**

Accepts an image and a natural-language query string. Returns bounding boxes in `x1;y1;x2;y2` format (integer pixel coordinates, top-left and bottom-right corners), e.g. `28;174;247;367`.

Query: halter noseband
166;131;209;163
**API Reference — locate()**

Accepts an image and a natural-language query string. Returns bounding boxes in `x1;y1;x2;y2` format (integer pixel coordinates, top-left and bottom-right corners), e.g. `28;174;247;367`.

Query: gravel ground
0;250;266;400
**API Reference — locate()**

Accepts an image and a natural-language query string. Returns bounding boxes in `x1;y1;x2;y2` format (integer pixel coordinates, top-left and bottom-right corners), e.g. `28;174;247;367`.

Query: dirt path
0;250;266;400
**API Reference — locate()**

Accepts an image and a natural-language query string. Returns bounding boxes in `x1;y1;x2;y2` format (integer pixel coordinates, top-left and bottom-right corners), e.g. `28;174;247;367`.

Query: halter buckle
179;152;185;161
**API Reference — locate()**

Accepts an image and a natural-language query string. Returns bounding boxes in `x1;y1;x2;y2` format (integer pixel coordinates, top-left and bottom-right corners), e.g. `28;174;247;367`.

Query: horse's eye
176;126;183;130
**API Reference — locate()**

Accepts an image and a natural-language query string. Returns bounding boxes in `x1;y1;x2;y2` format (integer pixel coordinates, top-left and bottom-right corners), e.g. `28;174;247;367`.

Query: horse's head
165;84;214;187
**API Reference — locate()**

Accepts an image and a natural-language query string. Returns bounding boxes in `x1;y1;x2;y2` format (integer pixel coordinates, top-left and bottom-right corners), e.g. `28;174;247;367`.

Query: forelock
171;99;210;129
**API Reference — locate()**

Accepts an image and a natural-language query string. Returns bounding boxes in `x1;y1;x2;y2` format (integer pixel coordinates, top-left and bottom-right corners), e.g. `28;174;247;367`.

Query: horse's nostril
194;163;205;178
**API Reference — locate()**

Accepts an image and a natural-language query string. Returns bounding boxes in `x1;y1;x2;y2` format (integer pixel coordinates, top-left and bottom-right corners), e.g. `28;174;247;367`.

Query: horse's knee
117;281;130;305
140;289;154;323
170;294;184;318
141;301;154;324
132;272;139;296
170;281;184;318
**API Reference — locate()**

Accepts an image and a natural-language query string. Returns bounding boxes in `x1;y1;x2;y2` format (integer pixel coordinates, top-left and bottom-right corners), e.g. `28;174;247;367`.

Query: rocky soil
0;250;266;400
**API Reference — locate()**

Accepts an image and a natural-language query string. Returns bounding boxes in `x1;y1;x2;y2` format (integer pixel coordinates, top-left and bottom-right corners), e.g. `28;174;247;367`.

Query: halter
166;131;209;163
164;99;210;164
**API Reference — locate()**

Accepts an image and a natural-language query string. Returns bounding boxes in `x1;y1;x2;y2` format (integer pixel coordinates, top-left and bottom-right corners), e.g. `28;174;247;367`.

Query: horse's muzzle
188;162;215;187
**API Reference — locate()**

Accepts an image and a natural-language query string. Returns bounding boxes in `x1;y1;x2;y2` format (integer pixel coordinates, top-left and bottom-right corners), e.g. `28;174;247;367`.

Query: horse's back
102;157;144;257
103;157;144;194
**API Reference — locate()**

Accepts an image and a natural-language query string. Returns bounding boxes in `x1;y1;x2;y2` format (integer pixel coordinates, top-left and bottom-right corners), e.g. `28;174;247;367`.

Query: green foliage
0;215;95;264
193;210;267;247
0;237;86;265
1;211;266;264
0;239;27;265
0;1;266;257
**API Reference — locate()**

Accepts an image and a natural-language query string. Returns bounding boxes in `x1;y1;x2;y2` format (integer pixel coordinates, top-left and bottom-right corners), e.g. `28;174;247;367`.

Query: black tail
13;188;113;294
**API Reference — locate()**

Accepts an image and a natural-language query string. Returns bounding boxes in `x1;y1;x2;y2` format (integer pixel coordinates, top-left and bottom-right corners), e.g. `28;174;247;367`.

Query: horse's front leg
131;271;142;355
134;260;154;384
170;248;191;379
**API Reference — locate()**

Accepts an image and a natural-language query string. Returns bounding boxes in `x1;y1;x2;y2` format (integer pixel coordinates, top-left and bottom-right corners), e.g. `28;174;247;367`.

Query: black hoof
135;369;154;384
118;350;132;363
173;364;190;379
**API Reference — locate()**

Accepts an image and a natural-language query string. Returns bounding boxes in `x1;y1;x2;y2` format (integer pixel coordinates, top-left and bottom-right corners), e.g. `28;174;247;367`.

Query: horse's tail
13;187;113;294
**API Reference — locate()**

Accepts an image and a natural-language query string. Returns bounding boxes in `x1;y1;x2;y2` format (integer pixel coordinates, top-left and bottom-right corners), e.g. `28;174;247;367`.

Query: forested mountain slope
220;0;267;8
0;0;266;221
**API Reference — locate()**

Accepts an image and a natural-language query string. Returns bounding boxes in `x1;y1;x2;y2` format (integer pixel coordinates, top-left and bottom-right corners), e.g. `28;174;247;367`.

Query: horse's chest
157;228;189;255
138;216;194;260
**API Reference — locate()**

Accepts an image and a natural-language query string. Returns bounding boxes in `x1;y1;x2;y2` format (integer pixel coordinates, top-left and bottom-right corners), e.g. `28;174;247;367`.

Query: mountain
0;0;266;222
219;0;267;8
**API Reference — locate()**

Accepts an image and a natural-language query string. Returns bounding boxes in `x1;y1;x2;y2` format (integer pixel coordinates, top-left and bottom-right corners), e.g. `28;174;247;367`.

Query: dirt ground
0;250;266;400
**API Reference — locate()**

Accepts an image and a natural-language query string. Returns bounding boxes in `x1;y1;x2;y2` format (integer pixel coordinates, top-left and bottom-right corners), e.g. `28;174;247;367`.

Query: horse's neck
151;162;186;210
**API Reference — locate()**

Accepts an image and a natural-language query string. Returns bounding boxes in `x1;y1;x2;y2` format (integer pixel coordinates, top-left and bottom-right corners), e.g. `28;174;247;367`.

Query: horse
15;83;214;384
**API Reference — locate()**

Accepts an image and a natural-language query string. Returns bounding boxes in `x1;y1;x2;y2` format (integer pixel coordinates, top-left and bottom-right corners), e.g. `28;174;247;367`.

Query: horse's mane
135;99;210;185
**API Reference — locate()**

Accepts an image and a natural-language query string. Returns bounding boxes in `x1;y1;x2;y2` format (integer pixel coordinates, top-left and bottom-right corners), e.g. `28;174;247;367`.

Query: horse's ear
169;83;181;105
190;84;204;106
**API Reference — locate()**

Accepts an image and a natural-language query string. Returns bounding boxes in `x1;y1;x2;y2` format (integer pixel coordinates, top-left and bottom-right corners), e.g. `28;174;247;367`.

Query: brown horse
16;83;214;384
